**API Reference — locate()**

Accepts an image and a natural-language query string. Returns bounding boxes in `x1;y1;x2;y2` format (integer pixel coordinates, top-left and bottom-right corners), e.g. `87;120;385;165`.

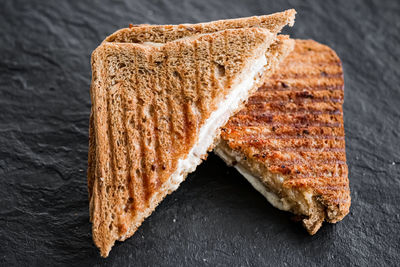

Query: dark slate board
1;0;399;266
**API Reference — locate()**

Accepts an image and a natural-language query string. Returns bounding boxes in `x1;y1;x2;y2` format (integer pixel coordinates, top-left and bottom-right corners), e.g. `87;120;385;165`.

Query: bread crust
105;9;295;43
218;40;351;234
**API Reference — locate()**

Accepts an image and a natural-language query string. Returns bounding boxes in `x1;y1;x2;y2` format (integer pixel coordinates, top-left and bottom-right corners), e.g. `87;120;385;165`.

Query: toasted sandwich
215;40;351;234
88;11;295;256
88;10;296;203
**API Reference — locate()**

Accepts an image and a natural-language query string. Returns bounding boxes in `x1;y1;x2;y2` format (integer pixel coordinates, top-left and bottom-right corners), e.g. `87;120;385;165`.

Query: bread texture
215;40;350;235
89;27;284;257
105;9;295;43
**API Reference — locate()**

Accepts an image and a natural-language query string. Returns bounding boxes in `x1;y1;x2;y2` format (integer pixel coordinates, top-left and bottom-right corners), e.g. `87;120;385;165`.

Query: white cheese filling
165;53;268;192
214;147;292;211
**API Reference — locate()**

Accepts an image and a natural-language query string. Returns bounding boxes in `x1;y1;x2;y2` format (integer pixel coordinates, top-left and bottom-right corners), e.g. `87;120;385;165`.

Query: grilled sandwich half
88;12;295;257
215;40;350;234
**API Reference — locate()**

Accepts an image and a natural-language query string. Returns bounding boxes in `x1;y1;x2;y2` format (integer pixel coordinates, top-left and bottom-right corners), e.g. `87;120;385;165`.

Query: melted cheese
214;147;292;211
166;53;268;191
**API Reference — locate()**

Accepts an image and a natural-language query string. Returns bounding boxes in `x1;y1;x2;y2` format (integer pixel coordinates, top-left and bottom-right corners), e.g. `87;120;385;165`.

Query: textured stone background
1;0;399;266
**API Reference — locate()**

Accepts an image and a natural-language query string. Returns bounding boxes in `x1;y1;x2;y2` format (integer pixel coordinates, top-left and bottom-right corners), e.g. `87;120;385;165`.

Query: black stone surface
1;0;399;266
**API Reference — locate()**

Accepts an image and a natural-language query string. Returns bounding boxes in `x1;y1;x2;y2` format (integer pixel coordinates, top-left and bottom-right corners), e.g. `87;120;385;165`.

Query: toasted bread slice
89;28;288;257
215;40;350;235
105;9;295;43
88;9;296;202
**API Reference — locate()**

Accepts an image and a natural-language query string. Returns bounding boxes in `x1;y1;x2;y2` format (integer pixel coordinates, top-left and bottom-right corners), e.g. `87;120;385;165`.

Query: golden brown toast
89;27;290;257
216;39;350;235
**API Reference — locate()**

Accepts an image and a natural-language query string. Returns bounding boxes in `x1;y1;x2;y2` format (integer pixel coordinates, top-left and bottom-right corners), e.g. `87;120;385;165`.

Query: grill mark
258;83;343;92
241;138;345;150
112;82;130;219
230;121;342;128
179;43;190;149
105;75;118;230
285;171;349;180
168;44;186;158
269;163;348;177
165;47;176;172
154;49;171;184
289;176;350;185
137;54;151;202
122;88;135;214
237;134;345;140
285;58;341;65
251;88;344;100
263;147;346;152
229;113;343;128
223;125;345;137
142;57;159;201
271;70;342;81
182;42;198;152
287;173;349;180
129;54;145;213
240;108;343;116
209;33;216;102
265;158;346;166
236;111;343;120
141;126;151;201
247;96;343;105
250;151;346;163
149;53;160;195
